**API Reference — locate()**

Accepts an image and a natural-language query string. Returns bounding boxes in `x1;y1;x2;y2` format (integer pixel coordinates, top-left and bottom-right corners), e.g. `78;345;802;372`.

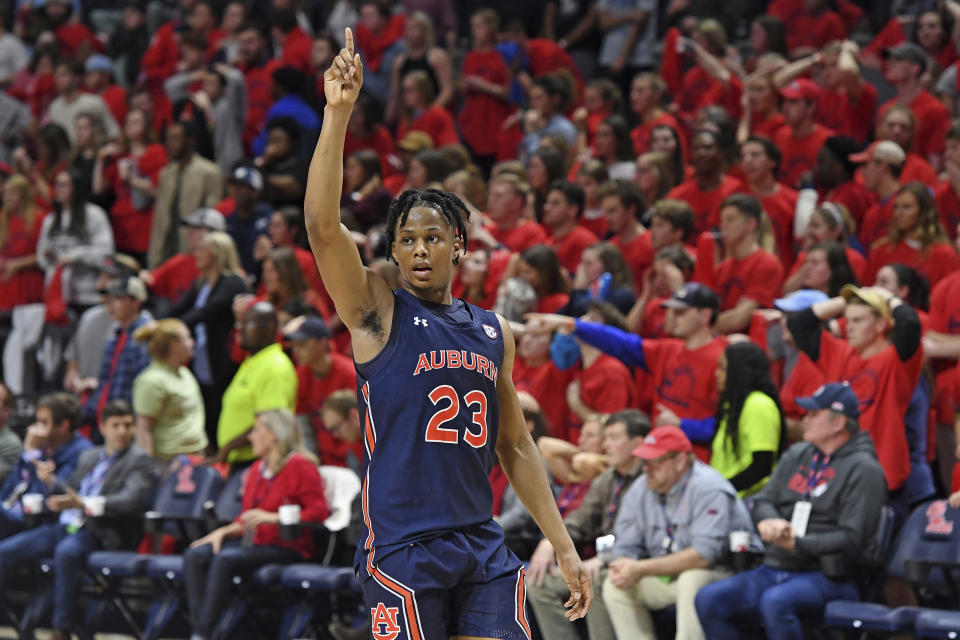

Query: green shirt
217;343;297;463
133;361;208;460
710;391;781;498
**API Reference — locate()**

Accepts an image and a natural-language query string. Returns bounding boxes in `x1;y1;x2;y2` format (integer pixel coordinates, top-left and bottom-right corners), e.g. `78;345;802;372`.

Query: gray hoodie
752;431;888;572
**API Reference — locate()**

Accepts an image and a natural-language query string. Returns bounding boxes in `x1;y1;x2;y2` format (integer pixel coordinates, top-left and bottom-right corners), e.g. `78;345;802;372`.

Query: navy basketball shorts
359;519;532;640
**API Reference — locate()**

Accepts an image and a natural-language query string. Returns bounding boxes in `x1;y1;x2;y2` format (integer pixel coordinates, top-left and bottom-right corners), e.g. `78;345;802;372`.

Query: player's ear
452;236;463;265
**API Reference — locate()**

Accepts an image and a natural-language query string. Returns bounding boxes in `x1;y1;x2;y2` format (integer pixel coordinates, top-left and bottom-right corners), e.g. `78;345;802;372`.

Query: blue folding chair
825;500;960;636
139;467;247;640
81;460;224;637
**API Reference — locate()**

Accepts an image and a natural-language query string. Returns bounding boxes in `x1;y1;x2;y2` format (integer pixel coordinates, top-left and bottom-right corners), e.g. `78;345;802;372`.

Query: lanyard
659;475;691;544
804;452;831;500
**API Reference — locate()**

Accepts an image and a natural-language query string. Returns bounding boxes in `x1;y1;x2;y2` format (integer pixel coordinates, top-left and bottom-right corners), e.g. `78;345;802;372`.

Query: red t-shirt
789;246;867;283
513;357;574;441
355;14;406;73
816;83;878;144
458;49;513;157
239;58;281;148
865;240;960;289
859;195;895;248
751;112;787;140
486;220;549;253
641;297;668;338
935;181;960;238
630;112;685;156
578;210;609;239
396;105;460;148
610;231;654;295
344;125;395;178
773;124;835;188
767;0;847;52
676;66;723;121
879;91;951;158
930;271;960;333
666;175;744;233
641;336;728;441
578;354;635;416
749;185;798;269
295;354;363;467
238;454;329;558
780;352;826;420
538;293;569;313
713;249;785;310
809;329;922;490
526;39;584;99
548;225;599;274
105;144;168;253
100;85;128;128
149;253;199;303
824;180;876;227
0;212;45;310
54;22;104;58
280;28;313;73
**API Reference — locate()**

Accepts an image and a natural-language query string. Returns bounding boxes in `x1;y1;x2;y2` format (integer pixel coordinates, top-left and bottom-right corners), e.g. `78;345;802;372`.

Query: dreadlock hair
385;189;471;266
715;341;786;457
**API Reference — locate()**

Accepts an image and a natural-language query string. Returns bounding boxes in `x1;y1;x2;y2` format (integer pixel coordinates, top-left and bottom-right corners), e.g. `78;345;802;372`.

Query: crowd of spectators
4;0;960;638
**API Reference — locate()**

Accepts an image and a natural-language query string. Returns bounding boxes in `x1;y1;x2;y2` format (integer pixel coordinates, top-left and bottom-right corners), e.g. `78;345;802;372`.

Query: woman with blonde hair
170;230;249;444
183;408;326;640
132;318;208;459
387;10;453;123
864;181;960;288
0;174;45;310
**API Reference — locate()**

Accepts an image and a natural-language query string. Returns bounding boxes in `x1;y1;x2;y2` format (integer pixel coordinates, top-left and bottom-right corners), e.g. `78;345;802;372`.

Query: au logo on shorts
371;602;402;640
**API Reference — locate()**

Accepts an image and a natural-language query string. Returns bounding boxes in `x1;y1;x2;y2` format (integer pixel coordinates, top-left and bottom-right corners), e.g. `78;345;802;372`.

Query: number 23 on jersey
425;385;488;447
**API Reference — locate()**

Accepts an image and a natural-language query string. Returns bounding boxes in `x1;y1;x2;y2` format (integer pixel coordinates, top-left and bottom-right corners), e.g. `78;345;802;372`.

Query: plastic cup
22;493;43;514
83;496;106;517
729;530;751;553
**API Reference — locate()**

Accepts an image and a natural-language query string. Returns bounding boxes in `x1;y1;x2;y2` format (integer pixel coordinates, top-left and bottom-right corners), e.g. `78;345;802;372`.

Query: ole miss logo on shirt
786;464;836;495
657;365;696;408
371;603;402;640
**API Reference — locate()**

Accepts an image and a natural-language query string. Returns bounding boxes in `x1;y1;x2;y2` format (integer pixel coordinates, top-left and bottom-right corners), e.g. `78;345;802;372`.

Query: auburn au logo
371;602;402;640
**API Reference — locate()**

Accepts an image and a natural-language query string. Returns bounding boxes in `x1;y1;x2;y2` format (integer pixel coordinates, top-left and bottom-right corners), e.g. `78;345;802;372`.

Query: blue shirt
59;448;118;527
0;433;93;520
83;313;151;421
252;95;321;156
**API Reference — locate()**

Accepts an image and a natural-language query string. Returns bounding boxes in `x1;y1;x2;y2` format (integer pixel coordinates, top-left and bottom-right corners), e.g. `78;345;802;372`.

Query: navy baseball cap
774;289;828;313
796;382;860;419
660;283;720;311
283;316;330;341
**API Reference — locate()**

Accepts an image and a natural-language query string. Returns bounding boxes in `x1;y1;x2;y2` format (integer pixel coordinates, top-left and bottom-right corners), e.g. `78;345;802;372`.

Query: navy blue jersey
355;288;505;570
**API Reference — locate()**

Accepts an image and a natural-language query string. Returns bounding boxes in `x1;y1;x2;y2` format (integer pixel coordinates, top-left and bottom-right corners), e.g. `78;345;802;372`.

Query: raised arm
304;28;394;362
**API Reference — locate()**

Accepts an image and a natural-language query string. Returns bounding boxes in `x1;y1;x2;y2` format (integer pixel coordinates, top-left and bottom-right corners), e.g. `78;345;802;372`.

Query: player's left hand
557;549;593;620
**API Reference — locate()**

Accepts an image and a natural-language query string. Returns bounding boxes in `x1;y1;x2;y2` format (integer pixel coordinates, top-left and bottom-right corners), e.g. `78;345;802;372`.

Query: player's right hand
324;28;363;108
557;549;593;621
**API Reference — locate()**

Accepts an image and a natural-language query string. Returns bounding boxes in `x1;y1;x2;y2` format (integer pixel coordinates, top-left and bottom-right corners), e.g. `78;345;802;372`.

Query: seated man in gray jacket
603;425;756;640
0;399;157;640
695;382;888;640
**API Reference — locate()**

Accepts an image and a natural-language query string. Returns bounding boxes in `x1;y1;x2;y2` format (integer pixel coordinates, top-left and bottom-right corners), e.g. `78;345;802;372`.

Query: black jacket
169;273;249;390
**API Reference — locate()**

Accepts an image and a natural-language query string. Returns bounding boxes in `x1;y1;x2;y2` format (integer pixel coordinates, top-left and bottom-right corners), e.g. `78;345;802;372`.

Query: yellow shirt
710;391;781;498
217;343;297;462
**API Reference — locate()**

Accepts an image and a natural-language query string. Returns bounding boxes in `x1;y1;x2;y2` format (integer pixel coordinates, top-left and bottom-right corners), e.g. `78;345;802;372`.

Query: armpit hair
360;305;385;340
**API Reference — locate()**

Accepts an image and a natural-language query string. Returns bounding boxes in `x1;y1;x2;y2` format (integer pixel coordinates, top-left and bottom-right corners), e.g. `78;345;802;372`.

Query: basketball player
303;29;592;640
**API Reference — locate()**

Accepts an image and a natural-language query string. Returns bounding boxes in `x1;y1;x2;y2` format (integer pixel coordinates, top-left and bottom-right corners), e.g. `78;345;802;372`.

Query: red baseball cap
632;426;693;459
780;78;820;103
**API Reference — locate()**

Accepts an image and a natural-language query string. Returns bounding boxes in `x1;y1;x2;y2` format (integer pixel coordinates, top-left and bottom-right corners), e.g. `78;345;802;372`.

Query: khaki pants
526;570;617;640
602;568;730;640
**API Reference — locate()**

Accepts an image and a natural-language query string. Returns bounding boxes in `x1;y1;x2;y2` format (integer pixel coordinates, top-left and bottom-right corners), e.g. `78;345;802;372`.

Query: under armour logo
414;316;428;327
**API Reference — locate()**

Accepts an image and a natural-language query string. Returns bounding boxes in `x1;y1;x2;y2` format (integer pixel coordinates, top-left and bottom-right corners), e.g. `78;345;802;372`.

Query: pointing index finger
345;27;354;57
